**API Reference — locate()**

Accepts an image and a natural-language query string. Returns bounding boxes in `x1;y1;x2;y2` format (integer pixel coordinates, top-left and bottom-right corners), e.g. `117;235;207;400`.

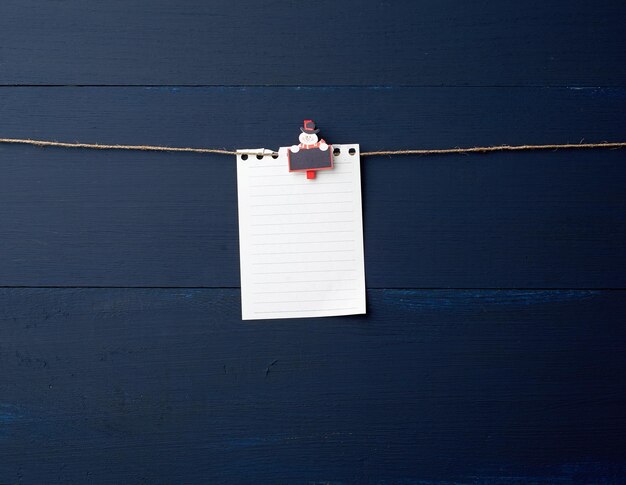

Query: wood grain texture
0;288;625;484
1;0;625;86
0;86;624;288
2;0;625;481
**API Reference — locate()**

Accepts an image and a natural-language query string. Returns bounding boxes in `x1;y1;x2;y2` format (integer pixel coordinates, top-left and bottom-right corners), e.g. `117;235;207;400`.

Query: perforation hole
241;154;248;160
271;153;279;159
348;148;356;156
256;154;264;160
333;147;341;156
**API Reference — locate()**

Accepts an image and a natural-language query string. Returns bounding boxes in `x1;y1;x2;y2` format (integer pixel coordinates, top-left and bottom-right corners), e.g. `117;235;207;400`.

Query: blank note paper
236;144;366;320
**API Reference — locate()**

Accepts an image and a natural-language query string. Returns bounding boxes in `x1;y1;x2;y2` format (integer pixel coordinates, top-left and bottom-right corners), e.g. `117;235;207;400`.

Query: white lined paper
236;144;366;320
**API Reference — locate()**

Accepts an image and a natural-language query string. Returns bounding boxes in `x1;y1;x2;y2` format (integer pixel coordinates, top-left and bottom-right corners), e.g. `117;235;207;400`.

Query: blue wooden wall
1;1;625;483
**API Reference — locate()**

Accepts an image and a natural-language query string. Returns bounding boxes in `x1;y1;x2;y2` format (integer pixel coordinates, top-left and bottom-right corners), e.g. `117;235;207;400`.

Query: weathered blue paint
0;405;19;425
387;289;602;310
1;0;626;86
1;289;625;483
0;0;625;483
0;87;625;288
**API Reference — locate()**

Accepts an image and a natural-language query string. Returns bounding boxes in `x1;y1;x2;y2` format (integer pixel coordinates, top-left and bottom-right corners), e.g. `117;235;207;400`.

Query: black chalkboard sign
288;147;333;172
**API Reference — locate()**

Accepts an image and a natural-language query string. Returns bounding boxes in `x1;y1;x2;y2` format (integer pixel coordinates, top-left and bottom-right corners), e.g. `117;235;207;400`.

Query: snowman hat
300;119;320;134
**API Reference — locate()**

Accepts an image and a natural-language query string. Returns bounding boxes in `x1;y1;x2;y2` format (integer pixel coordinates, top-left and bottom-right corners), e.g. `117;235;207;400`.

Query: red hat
300;119;320;134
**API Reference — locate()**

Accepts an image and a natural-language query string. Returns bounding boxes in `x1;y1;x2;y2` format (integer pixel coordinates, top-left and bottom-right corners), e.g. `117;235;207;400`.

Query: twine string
0;137;237;155
0;137;624;157
361;142;626;156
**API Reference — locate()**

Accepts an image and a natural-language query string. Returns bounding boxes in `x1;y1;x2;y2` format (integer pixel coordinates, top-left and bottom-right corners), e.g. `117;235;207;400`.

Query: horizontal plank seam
0;84;625;89
0;286;623;291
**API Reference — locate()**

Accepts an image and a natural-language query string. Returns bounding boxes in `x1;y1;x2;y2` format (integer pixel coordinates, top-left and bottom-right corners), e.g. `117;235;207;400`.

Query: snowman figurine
287;120;333;179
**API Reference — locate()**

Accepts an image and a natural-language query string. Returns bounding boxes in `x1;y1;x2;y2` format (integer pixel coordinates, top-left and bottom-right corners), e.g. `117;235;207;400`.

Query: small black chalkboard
288;147;333;172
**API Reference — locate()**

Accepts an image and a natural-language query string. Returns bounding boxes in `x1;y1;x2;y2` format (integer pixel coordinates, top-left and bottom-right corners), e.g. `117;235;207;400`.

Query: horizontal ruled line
252;259;356;265
250;201;352;207
252;239;355;246
251;171;352;178
250;181;352;188
253;269;357;275
251;230;353;236
252;220;354;226
250;191;353;197
250;230;352;238
249;173;294;178
254;307;360;314
253;288;357;295
253;278;357;284
252;249;354;255
254;297;358;304
250;210;353;217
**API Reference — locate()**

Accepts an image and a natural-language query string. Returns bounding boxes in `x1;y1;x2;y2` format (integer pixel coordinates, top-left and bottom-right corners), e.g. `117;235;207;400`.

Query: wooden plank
1;1;625;86
0;288;624;483
0;86;624;288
